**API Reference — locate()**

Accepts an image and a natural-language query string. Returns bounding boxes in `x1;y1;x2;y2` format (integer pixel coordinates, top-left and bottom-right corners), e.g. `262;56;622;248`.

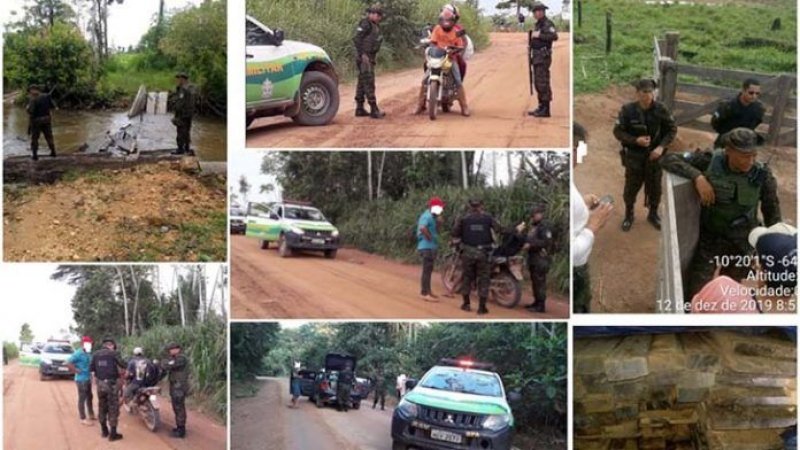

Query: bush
118;320;227;421
3;342;20;362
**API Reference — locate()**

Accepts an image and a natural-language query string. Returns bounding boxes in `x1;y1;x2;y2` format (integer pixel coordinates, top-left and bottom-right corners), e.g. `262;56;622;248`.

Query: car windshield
285;206;325;222
230;208;246;217
420;368;502;397
43;345;74;354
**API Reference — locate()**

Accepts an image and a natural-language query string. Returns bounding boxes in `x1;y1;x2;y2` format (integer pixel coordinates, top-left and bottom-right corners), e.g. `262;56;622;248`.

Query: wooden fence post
605;12;612;53
659;59;678;110
767;74;792;145
665;32;680;60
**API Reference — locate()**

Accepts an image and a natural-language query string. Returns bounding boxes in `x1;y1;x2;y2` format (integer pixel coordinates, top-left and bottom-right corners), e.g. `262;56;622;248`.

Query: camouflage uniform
660;128;781;299
353;12;383;115
528;5;558;117
27;91;57;160
337;368;354;412
172;81;195;154
162;351;191;434
372;372;388;410
526;219;553;312
572;264;592;313
613;96;677;226
90;345;125;439
453;208;506;314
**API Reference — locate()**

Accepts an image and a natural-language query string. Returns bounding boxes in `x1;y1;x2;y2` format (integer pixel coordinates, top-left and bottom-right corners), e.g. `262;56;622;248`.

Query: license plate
430;429;462;444
58;366;69;372
311;239;325;245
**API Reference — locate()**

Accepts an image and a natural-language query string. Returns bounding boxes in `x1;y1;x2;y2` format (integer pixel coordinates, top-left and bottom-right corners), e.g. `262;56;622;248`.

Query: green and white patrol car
245;200;340;259
246;15;340;128
392;359;519;450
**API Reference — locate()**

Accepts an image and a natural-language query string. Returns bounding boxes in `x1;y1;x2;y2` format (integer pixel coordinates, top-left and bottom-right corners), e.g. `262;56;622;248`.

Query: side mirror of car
274;29;285;46
507;390;522;403
405;379;417;390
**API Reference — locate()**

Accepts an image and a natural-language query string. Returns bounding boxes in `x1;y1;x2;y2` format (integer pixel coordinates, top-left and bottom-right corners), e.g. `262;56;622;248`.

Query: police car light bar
283;199;313;206
439;358;495;371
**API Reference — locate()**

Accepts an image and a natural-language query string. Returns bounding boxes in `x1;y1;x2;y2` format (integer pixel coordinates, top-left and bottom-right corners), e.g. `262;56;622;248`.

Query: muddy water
3;104;227;161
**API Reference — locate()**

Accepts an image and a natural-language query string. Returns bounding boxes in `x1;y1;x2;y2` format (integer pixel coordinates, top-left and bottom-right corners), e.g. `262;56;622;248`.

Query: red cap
428;197;445;208
82;336;93;344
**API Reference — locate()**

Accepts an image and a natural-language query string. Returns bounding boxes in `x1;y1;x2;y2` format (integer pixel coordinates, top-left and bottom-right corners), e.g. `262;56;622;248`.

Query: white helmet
133;347;144;356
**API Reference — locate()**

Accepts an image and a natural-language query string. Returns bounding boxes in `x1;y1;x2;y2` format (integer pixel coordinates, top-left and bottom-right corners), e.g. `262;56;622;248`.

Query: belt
98;378;118;383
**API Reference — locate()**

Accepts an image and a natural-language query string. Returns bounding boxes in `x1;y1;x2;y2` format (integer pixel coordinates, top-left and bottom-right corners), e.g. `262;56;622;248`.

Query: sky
1;0;206;49
229;150;527;208
0;264;227;344
480;0;565;15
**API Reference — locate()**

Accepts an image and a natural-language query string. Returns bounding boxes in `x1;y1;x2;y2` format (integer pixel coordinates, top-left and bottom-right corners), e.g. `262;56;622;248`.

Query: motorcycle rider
123;347;159;406
452;199;523;314
414;8;471;116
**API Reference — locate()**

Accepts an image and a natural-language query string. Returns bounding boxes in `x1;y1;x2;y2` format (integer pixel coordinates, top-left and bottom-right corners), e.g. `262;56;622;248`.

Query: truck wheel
261;240;269;250
324;249;337;259
278;235;293;257
39;372;47;381
292;71;339;126
392;440;406;450
316;395;324;408
352;400;361;410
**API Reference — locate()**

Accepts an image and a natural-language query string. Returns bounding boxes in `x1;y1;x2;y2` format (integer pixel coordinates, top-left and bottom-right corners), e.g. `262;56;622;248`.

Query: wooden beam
665;32;680;60
768;75;794;145
673;100;719;124
677;82;797;107
676;63;796;86
659;58;678;110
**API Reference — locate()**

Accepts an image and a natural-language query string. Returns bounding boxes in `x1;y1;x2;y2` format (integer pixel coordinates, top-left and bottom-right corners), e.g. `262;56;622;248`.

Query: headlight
397;398;418;419
483;413;512;431
42;358;53;365
288;226;305;235
332;230;340;238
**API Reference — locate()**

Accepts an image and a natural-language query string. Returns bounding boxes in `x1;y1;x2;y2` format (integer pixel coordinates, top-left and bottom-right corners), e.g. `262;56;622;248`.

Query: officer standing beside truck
353;4;386;119
337;364;354;412
90;337;126;442
660;128;781;300
614;78;677;232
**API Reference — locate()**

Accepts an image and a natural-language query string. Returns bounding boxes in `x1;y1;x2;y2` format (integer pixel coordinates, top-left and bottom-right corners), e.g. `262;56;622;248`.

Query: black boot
369;102;385;119
477;297;489;315
461;295;471;312
526;300;546;313
647;209;661;230
171;426;186;438
622;207;634;232
355;101;369;117
108;427;123;441
529;102;551;117
49;150;57;157
101;423;109;438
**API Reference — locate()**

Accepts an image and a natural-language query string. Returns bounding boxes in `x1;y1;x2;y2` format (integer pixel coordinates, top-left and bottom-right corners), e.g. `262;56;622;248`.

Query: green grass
121;210;227;262
99;53;175;97
574;0;796;94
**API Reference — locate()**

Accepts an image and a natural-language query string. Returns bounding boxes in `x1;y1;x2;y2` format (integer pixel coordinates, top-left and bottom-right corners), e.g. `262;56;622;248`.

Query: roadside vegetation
247;0;490;80
574;0;796;93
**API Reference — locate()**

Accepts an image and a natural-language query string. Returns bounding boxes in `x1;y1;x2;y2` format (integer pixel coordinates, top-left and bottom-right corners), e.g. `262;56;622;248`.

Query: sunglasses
747;90;761;96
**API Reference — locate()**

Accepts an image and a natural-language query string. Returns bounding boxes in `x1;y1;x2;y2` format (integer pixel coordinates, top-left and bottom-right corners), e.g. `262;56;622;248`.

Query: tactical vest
460;213;495;247
93;349;120;380
701;151;762;239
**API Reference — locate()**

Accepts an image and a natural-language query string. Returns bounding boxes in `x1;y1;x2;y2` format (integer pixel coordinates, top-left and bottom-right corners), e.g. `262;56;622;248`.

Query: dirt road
575;87;797;313
232;377;393;450
231;235;568;319
3;361;226;450
247;33;570;149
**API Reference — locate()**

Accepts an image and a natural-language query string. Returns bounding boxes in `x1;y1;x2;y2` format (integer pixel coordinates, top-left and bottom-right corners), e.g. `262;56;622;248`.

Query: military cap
27;84;41;92
530;204;547;215
633;78;658;92
175;72;189;79
531;1;549;11
101;337;116;345
468;198;483;207
721;128;759;153
166;342;182;350
367;3;384;15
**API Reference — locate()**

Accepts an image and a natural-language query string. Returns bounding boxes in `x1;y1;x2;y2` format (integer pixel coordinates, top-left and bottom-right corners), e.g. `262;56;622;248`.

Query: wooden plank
675;63;796;85
768;75;794;145
677;83;796;110
778;128;797;146
665;32;680;60
673;100;719;124
659;59;678;110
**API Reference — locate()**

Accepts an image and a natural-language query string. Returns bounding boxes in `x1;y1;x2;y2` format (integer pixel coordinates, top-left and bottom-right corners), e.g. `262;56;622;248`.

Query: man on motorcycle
452;199;522;314
413;8;471;116
525;205;554;313
123;347;159;405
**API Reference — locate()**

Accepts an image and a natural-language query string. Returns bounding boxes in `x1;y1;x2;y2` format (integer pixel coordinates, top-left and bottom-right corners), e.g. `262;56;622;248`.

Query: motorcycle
419;38;462;121
123;386;162;432
440;241;524;308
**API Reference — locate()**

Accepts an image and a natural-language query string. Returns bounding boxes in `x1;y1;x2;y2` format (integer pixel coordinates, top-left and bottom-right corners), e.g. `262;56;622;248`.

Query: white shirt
572;181;594;267
396;374;407;396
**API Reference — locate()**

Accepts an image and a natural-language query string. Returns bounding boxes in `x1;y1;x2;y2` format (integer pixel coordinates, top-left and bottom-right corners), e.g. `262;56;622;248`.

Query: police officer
90;337;125;441
26;84;57;161
527;2;558;118
711;78;765;148
172;72;195;155
660;128;781;299
371;368;387;411
526;205;553;313
452;199;516;315
337;364;354;412
161;343;191;438
614;78;677;231
353;4;385;119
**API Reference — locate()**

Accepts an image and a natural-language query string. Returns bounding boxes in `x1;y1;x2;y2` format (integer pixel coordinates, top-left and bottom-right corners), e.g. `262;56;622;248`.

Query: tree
19;323;34;344
10;0;78;30
238;175;251;205
496;0;536;16
231;322;280;380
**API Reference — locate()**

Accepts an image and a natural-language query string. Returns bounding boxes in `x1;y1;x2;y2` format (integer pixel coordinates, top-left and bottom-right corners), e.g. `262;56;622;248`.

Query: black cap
28;84;41;92
166;342;181;350
531;204;546;215
468;198;483;208
532;1;549;11
633;78;657;92
102;337;116;345
175;72;189;79
721;128;759;153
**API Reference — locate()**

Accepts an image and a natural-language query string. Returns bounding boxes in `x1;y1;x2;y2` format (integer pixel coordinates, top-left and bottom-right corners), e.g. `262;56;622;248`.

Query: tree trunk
176;268;186;327
460;151;469;189
506;152;514;185
376;152;386;199
367;152;373;201
129;266;142;336
473;151;485;186
114;267;130;337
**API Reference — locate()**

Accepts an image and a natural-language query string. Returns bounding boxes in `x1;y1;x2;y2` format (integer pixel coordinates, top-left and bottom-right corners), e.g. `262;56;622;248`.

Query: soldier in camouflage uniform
452;199;513;315
161;343;191;438
614;78;677;231
528;2;558;118
525;204;554;313
353;4;385;119
90;337;126;441
371;368;388;410
337;365;354;412
172;72;195;155
660;128;781;300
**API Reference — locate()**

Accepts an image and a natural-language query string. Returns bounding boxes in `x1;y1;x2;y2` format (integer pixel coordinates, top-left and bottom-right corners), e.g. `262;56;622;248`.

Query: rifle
527;30;534;95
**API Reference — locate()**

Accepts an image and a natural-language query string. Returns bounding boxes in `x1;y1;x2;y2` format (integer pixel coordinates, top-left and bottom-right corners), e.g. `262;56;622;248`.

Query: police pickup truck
245;200;340;258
